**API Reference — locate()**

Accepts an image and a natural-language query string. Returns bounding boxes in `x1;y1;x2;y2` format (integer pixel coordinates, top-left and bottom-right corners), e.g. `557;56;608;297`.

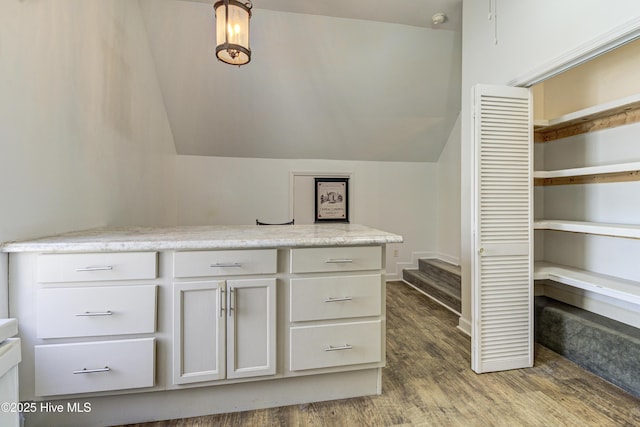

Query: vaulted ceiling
139;0;462;162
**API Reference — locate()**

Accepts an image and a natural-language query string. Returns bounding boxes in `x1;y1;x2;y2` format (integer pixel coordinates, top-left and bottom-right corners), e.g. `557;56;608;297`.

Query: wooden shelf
534;162;640;185
535;261;640;306
534;220;640;239
534;161;640;179
535;93;640;129
534;93;640;142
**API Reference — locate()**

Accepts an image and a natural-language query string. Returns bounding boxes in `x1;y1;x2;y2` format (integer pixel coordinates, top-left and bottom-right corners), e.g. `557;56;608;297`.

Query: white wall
460;1;640;331
0;0;445;312
538;39;640;118
0;0;177;243
0;0;177;313
175;155;436;280
139;1;461;163
437;115;461;265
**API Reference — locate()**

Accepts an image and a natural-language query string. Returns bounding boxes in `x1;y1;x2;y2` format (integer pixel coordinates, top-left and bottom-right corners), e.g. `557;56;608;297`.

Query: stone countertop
0;224;403;253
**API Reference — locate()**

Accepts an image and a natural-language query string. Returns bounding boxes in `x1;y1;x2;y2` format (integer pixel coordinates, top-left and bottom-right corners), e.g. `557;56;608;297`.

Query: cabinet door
226;278;276;379
173;281;226;384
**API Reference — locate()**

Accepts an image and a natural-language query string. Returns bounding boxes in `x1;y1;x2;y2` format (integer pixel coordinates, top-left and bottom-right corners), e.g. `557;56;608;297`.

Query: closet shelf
535;261;640;306
534;161;640;179
534;93;640;131
534;93;640;142
534;220;640;239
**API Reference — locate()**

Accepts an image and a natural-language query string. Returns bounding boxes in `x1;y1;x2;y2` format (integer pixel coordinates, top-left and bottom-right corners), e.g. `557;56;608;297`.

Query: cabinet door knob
228;287;235;317
219;288;225;318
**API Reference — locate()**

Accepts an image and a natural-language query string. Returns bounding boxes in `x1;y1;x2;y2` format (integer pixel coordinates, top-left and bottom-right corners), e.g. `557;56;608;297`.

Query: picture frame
315;177;349;223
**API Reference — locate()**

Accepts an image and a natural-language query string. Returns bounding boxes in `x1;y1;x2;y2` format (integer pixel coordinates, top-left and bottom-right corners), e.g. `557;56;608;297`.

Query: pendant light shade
214;0;252;66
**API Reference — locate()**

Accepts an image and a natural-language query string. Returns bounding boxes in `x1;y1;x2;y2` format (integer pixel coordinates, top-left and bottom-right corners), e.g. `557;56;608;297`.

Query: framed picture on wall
315;177;349;223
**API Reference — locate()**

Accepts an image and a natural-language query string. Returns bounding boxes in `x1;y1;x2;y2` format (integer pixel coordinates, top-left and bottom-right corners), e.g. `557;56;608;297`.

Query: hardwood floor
119;281;640;427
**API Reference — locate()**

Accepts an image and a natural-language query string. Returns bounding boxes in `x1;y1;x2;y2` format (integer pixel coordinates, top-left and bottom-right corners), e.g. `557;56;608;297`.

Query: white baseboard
386;251;435;281
401;279;461;316
457;317;471;336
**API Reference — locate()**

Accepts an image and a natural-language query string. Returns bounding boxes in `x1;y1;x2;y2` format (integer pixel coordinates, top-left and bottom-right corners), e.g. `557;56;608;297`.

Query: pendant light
214;0;252;66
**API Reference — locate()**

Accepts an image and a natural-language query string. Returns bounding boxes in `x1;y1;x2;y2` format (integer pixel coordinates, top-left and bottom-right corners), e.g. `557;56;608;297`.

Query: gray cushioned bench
535;296;640;398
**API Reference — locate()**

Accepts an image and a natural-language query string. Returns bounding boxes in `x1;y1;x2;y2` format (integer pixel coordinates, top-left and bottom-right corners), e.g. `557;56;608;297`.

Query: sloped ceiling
139;0;461;162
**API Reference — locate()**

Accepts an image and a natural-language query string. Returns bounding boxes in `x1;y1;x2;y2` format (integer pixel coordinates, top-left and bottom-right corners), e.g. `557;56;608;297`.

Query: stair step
405;268;460;298
418;258;461;291
403;269;461;313
421;258;461;277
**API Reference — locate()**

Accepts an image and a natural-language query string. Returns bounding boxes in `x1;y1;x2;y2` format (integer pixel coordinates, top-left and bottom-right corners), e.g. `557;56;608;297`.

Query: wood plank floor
119;281;640;427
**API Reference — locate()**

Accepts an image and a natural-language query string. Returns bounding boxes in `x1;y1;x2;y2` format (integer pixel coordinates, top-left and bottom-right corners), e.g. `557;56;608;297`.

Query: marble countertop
0;224;403;253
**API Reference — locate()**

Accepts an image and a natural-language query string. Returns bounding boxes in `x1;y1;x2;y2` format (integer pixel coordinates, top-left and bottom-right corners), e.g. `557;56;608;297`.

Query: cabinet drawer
290;274;382;322
37;252;157;283
37;285;157;338
34;338;155;396
290;246;381;274
174;249;277;278
289;320;382;371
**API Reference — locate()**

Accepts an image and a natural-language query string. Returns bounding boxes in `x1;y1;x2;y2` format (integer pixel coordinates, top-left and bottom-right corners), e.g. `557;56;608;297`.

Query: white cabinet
289;274;381;322
3;226;401;425
34;338;155;396
173;281;225;383
290;321;381;371
174;249;277;278
32;252;158;397
172;250;277;385
290;246;381;274
226;279;276;379
0;320;20;427
37;252;157;283
288;246;385;373
37;285;156;338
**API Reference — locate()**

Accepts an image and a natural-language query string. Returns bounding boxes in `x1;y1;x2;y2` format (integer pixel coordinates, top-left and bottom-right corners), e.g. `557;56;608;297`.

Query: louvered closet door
471;84;533;373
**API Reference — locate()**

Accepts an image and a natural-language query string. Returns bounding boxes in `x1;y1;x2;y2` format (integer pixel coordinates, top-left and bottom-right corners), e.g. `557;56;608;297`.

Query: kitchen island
2;224;402;427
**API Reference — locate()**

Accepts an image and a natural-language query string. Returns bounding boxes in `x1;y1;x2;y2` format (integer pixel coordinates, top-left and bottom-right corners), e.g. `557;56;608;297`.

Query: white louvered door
471;84;533;373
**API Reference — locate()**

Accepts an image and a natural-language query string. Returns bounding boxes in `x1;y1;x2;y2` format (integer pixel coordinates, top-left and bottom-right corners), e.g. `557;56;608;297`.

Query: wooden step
419;259;461;291
402;268;461;314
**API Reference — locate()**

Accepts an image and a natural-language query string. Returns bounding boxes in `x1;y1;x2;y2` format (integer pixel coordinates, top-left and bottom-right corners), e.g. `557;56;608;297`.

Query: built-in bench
535;295;640;398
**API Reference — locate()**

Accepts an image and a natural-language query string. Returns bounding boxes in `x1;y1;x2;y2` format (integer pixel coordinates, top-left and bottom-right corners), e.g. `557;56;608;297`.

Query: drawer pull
75;266;114;272
75;310;113;317
325;259;353;264
210;263;242;268
324;296;353;303
324;344;353;352
73;366;111;374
